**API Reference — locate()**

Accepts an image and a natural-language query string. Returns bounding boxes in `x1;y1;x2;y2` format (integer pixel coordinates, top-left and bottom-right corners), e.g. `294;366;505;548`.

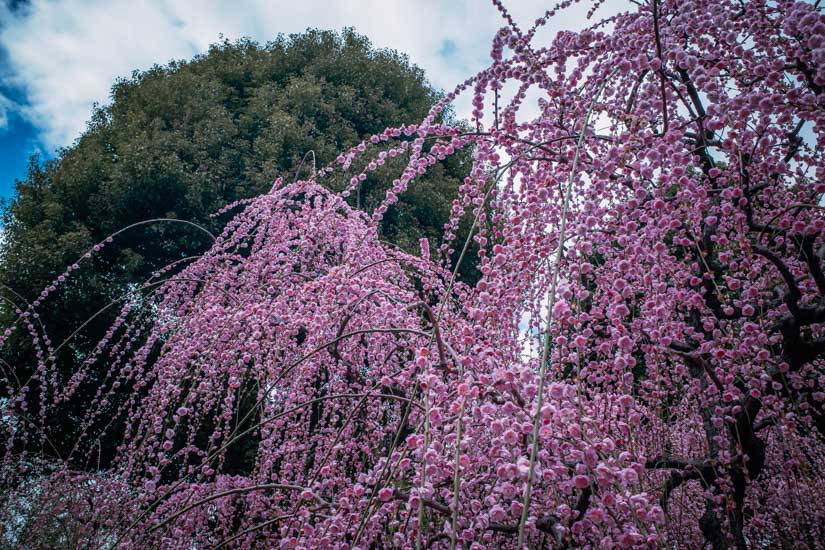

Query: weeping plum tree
1;0;824;548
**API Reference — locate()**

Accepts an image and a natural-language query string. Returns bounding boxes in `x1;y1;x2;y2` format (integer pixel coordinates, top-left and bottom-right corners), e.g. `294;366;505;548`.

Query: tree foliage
1;1;824;548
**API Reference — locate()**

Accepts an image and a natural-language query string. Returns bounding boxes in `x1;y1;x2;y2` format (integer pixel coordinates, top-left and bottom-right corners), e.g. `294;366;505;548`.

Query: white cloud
0;0;626;150
0;92;11;130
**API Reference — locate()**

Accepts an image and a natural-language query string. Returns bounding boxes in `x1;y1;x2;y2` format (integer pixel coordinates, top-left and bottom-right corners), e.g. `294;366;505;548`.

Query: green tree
0;29;477;469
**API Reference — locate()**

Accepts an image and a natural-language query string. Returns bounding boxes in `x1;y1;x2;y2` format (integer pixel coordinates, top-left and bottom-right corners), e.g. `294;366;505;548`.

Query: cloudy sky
0;0;613;200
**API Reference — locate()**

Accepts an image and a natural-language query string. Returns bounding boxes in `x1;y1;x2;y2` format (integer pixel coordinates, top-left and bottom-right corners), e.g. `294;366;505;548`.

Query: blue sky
1;3;44;201
0;85;41;201
0;0;609;203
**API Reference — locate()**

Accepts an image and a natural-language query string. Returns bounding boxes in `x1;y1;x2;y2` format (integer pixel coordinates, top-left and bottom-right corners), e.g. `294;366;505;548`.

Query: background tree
0;29;477;467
